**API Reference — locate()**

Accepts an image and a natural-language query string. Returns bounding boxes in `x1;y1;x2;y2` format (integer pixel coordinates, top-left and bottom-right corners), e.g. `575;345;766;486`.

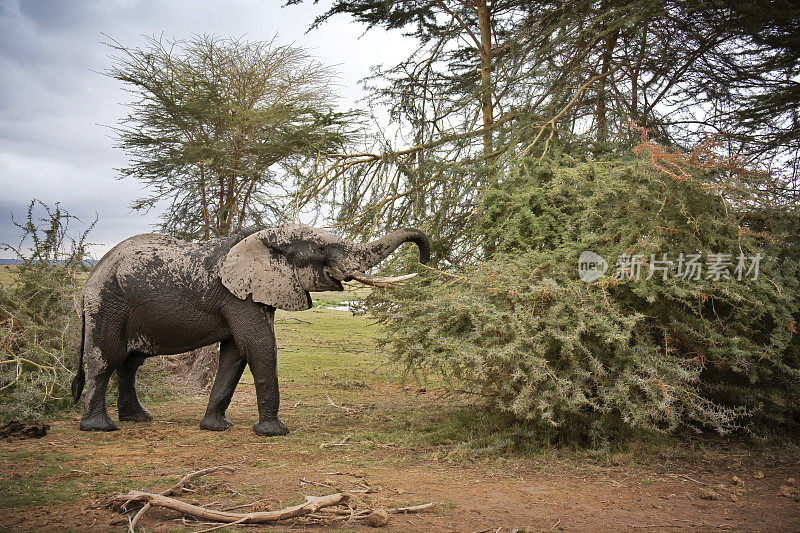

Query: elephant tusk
349;272;418;288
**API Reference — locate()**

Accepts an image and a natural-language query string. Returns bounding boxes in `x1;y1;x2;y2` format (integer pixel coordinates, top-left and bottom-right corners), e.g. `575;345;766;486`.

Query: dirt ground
1;308;799;532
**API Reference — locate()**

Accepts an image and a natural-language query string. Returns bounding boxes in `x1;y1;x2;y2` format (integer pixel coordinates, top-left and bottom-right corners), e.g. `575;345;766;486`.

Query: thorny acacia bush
369;145;799;440
0;201;94;421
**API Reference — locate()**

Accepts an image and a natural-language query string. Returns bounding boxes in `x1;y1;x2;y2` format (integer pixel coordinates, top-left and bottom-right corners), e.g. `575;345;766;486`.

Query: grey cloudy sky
0;0;412;258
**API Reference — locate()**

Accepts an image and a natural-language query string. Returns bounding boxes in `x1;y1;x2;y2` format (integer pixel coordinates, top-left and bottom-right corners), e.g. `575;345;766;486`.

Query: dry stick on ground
318;502;435;515
320;433;354;448
310;502;436;523
122;466;236;532
326;394;354;413
111;467;434;530
113;490;351;526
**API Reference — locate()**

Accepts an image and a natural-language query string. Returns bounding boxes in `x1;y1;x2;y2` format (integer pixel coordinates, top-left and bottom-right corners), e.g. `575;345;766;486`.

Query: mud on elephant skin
71;224;430;436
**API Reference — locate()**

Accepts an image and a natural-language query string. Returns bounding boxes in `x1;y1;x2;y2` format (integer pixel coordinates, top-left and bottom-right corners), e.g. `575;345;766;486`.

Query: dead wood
127;502;150;533
112;490;350;524
318;502;434;515
109;466;434;530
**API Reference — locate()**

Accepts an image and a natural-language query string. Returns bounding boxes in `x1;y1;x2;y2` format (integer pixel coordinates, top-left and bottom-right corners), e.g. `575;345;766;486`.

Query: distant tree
107;34;354;240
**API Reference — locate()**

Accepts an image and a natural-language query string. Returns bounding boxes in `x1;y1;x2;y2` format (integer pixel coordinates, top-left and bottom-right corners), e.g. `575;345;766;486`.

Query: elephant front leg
226;306;288;437
248;345;289;437
200;340;246;431
226;308;289;437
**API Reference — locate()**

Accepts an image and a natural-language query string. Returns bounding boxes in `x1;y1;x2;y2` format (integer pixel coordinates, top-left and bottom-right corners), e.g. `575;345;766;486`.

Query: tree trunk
159;344;219;391
476;0;494;160
187;344;219;390
199;165;210;241
596;6;619;146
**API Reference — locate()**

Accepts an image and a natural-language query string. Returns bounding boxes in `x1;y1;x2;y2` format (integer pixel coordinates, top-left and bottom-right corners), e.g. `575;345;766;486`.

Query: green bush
0;201;94;421
371;155;799;439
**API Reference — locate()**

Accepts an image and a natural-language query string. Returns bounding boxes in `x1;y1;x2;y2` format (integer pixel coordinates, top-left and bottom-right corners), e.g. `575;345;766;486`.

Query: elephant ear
220;229;311;311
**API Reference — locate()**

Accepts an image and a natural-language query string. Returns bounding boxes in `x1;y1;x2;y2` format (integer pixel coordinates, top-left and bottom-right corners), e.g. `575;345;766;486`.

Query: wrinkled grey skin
71;224;430;437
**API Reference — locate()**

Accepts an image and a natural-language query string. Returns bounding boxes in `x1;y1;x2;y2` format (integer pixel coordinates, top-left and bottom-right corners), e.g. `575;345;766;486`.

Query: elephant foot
79;414;119;432
253;418;289;437
200;414;234;431
118;405;153;422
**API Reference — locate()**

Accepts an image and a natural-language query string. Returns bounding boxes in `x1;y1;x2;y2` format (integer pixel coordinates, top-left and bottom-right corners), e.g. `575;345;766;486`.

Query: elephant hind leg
117;352;152;422
79;313;121;432
79;359;119;431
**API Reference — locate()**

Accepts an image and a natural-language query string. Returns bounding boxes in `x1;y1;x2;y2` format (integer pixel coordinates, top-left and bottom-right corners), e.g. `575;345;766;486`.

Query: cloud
0;0;414;257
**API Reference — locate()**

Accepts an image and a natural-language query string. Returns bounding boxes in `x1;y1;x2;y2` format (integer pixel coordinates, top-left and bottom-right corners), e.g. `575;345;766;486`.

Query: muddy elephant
71;224;429;436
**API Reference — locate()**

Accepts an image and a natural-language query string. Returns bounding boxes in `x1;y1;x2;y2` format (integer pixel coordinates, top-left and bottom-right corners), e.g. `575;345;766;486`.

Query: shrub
370;151;799;439
0;201;95;420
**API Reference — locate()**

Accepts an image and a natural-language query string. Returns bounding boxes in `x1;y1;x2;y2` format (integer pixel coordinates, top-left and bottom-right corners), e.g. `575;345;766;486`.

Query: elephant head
220;223;430;311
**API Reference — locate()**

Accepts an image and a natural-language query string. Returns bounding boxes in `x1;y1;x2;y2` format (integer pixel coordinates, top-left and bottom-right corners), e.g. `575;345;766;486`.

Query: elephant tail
71;306;85;404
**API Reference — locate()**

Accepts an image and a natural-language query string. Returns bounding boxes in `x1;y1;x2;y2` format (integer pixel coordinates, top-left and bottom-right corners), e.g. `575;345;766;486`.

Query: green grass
0;450;121;508
0;265;15;286
241;305;387;388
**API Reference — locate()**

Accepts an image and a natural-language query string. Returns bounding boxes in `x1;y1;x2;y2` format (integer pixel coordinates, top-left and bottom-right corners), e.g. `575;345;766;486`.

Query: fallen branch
110;466;434;530
389;502;436;513
112;490;350;524
115;466;237;529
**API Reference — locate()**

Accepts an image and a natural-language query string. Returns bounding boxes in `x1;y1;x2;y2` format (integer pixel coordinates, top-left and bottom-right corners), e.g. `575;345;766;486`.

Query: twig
299;478;336;489
319;441;353;448
111;467;433;529
163;466;236;496
128;502;150;533
389;502;435;513
117;466;236;528
192;515;250;533
325;395;354;413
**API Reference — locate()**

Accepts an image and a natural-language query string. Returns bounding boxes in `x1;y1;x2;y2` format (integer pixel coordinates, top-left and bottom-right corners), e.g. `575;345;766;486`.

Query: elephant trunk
355;227;430;271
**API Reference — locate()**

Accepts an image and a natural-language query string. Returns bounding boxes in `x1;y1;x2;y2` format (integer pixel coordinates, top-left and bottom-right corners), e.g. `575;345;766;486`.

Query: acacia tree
291;0;678;260
108;34;353;240
291;0;798;263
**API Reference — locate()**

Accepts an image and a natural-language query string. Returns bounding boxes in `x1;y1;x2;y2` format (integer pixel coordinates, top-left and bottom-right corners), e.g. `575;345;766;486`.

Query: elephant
70;223;430;436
